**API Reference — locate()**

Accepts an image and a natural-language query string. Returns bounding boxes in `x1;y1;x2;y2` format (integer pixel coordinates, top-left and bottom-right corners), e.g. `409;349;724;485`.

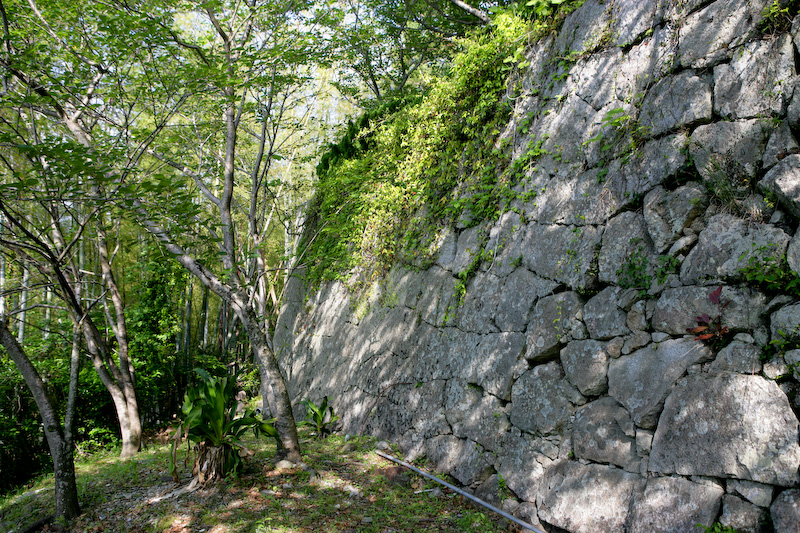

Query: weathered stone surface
788;229;800;277
473;474;502;508
615;25;677;102
451;225;485;274
416;266;458;326
560;340;610;396
763;121;799;170
729;479;774;508
599;211;654;286
493;269;558;332
444;380;510;452
525;292;586;362
458;271;501;333
709;340;763;374
644;183;706;253
771;489;800;533
510;361;585;436
681;214;791;284
522;224;602;290
714;34;795;119
606;134;689;202
653;285;769;335
639;71;712;137
760;154;800;218
650;372;800;486
464;333;528;400
611;0;663;47
584;287;631;339
720;494;768;533
572;49;624;111
678;0;770;68
628;477;723;533
572;397;639;472
535;94;598;177
496;428;553;502
537;461;644;533
424;435;491;486
608;338;712;428
554;0;612;57
771;303;800;344
690;120;773;183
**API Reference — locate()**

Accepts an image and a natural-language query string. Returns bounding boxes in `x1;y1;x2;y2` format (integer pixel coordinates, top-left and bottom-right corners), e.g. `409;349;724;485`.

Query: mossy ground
1;430;516;532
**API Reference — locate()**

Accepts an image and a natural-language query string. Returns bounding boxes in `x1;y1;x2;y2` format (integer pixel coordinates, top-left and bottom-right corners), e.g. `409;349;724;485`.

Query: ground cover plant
0;430;516;532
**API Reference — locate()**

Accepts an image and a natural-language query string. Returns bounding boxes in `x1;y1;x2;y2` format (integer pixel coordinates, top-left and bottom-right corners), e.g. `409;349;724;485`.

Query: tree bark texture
0;319;80;525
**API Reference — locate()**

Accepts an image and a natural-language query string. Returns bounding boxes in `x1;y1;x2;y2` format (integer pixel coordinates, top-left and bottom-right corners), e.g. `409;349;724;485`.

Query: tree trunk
0;319;80;527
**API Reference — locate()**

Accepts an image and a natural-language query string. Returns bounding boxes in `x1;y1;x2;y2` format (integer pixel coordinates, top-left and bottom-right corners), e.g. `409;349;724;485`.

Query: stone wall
275;1;800;530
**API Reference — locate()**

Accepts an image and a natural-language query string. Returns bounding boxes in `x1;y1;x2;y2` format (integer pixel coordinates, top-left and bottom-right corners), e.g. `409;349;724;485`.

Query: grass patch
1;431;513;532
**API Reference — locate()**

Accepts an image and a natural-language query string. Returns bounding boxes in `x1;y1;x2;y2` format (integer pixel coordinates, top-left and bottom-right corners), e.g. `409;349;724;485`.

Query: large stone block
771;489;800;533
639;71;712;137
537;461;645;533
680;214;790;284
599;211;654;286
720;494;769;533
611;0;663;47
652;285;768;336
560;339;610;396
510;361;585;436
650;372;800;486
678;0;771;68
760;154;800;218
522;224;602;290
690;120;773;183
628;477;724;533
444;380;510;452
525;291;586;362
644;183;706;254
608;338;712;428
583;286;630;339
771;303;800;344
424;435;492;486
461;332;528;401
572;397;639;472
496;428;553;502
714;34;795;119
493;268;558;332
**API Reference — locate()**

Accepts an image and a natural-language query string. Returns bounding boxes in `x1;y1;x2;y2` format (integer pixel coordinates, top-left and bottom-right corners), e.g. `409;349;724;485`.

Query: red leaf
688;325;709;334
709;285;723;304
696;333;714;340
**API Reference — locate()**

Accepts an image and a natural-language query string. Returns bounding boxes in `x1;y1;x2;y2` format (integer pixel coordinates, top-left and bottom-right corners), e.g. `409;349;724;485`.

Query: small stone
622;331;650;355
429;488;443;498
275;459;295;470
361;517;373;525
651;332;670;343
375;440;390;451
607;337;624;358
729;479;773;508
763;357;788;380
282;483;293;490
345;484;361;498
261;489;276;497
636;430;654;456
772;489;800;532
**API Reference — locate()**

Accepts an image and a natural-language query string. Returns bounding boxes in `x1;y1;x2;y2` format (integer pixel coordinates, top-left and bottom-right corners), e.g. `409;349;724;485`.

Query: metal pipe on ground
374;450;546;533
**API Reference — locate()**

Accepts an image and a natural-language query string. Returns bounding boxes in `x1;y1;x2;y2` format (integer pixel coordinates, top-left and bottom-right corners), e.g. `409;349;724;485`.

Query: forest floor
0;430;518;532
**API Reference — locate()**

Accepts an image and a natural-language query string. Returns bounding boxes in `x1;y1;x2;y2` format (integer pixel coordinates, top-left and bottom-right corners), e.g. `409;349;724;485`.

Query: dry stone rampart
275;1;800;530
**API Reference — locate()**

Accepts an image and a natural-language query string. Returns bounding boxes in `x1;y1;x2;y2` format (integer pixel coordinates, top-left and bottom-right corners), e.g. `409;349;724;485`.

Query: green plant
655;255;680;284
687;286;730;351
299;396;340;439
583;107;649;163
169;368;280;483
697;522;739;533
616;239;652;294
759;0;799;33
739;243;800;297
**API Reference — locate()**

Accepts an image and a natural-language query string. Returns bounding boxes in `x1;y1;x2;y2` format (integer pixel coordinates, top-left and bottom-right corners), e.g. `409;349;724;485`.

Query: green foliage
303;12;531;289
169;369;279;481
697;522;739;533
583;107;649;164
298;397;340;439
759;0;800;33
739;243;800;298
616;240;652;293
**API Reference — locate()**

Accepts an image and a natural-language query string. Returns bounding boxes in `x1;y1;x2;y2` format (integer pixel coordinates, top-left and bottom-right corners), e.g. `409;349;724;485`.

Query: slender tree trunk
200;286;209;350
17;262;29;343
0;319;80;527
